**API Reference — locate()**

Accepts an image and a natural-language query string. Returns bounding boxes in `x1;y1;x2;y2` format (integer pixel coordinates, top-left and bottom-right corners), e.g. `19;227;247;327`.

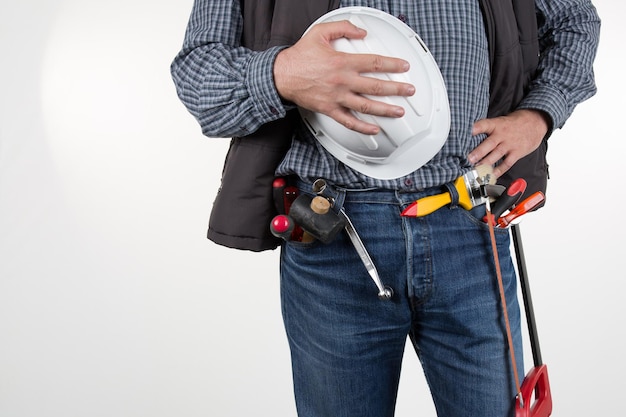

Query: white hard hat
298;7;451;180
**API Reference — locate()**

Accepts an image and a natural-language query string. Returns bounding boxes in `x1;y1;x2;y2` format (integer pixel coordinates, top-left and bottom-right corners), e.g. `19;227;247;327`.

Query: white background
0;0;622;416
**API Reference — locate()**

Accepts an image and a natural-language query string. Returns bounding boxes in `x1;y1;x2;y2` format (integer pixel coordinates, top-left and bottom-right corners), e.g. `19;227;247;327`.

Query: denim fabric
280;185;523;417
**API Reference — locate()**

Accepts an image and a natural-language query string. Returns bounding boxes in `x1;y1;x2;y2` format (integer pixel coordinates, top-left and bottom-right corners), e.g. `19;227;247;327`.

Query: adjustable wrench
339;209;394;301
312;179;394;301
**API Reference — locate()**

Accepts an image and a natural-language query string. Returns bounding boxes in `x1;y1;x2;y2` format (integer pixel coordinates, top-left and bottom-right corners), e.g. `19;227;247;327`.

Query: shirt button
397;14;408;23
270;106;279;116
404;178;413;187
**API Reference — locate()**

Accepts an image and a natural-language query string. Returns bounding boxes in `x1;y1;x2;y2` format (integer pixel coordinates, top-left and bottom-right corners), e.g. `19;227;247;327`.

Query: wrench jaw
378;286;394;301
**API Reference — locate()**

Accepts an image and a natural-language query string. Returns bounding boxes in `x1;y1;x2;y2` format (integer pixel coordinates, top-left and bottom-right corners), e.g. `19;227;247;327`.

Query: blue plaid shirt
171;0;600;190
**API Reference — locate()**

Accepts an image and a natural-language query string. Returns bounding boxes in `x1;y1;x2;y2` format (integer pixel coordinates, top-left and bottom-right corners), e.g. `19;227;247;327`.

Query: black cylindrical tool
272;177;287;214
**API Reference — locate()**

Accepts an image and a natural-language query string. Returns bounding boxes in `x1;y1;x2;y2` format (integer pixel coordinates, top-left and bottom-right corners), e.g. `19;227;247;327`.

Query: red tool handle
270;214;295;240
271;180;308;242
486;178;527;224
515;365;553;417
497;191;545;227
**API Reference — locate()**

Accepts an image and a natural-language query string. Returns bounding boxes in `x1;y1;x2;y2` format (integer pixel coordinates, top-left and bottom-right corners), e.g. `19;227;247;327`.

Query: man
171;1;600;416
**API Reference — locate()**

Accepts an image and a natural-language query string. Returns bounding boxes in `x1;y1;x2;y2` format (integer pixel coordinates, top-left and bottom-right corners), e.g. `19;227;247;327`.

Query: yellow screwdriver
401;165;497;217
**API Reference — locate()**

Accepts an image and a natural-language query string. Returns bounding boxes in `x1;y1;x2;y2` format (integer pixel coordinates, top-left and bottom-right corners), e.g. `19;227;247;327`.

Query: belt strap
485;202;523;406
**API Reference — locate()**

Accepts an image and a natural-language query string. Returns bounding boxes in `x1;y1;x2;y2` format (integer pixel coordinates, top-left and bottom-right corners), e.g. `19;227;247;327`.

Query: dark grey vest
208;0;545;251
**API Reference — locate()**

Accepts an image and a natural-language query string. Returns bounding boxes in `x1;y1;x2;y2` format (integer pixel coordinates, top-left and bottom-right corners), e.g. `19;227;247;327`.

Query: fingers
347;57;415;99
317;21;412;87
468;132;500;166
345;50;411;76
471;118;495;137
469;119;520;177
314;19;369;42
468;110;549;177
330;74;413;134
469;140;518;179
274;20;416;135
328;107;382;135
492;158;515;178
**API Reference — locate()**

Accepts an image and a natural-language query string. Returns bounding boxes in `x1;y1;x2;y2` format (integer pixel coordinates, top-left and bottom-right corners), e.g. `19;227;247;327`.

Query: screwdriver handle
489;178;527;221
272;177;287;214
401;192;452;217
497;191;545;227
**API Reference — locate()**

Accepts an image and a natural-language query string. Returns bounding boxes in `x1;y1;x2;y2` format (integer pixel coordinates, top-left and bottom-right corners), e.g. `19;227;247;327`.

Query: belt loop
312;179;346;213
444;181;460;208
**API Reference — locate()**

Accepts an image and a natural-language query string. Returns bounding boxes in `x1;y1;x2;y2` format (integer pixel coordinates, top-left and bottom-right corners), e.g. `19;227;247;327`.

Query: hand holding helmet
292;7;451;180
273;19;416;136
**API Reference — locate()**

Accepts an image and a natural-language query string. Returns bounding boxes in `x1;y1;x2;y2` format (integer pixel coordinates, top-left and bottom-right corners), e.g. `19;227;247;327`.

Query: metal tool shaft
511;224;543;366
311;178;393;301
340;209;393;301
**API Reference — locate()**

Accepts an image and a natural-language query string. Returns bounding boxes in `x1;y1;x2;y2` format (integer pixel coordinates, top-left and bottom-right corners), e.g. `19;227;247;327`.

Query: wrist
519;109;551;139
273;48;296;103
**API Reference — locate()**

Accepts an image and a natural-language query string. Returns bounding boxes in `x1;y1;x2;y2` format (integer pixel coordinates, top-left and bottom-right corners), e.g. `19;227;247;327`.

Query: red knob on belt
270;214;295;240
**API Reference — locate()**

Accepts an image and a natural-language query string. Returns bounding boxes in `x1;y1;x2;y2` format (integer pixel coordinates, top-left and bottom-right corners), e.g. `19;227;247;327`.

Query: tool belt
273;172;544;247
270;174;542;302
271;178;393;300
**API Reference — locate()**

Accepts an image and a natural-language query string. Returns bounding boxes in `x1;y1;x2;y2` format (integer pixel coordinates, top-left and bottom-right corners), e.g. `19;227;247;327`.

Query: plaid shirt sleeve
517;0;601;130
170;0;289;138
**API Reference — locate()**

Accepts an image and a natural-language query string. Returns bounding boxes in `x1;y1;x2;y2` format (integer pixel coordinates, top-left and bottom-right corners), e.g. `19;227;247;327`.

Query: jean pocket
284;236;321;249
458;204;510;235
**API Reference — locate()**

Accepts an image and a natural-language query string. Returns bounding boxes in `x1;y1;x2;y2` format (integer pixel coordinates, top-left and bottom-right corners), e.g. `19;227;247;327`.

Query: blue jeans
280;184;523;417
